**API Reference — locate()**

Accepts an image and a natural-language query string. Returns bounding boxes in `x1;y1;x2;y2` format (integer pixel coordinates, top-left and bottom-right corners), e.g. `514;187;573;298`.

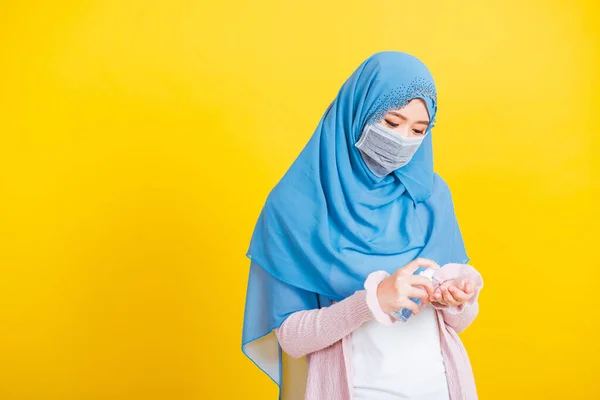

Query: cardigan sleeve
430;263;484;334
274;270;393;358
273;290;371;358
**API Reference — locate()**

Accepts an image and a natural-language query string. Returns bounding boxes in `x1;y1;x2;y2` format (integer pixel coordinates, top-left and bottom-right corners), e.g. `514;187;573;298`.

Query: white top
351;305;449;400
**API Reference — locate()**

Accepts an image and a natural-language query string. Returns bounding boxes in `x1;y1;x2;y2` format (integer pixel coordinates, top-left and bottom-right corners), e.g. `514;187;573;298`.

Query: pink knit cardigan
274;263;483;400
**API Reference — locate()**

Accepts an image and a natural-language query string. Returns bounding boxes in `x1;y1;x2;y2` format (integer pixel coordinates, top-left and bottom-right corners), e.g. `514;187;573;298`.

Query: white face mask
354;122;425;177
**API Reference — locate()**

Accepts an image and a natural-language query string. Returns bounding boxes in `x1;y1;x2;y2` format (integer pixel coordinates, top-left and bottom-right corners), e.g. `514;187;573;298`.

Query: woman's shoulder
432;172;450;190
430;172;453;201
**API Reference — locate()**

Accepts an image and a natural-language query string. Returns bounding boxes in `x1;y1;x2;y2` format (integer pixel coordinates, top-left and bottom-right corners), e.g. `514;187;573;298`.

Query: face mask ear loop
354;123;371;149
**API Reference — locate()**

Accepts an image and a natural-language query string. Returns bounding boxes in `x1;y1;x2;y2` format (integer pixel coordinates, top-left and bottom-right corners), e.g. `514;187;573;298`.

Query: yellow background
1;0;598;399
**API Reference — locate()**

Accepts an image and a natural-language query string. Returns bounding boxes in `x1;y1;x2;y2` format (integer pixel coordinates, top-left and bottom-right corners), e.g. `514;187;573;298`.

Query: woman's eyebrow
388;110;429;125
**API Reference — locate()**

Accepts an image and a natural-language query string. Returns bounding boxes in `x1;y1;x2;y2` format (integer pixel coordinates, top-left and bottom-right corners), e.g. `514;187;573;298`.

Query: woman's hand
430;278;476;307
376;258;440;315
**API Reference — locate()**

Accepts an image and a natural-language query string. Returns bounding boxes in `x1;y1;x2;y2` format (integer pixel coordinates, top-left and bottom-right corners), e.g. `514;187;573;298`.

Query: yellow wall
1;1;598;399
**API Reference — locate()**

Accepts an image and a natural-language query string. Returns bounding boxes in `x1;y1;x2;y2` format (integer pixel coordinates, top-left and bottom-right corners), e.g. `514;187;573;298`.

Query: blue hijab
241;51;469;396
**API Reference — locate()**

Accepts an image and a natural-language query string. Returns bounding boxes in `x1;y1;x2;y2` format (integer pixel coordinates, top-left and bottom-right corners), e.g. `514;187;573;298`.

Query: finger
407;287;430;301
442;291;457;306
430;291;445;304
408;275;434;294
400;258;440;275
430;288;438;298
430;285;442;299
448;286;472;303
465;279;476;294
422;297;430;307
430;286;446;302
437;283;450;292
442;289;460;306
395;277;433;298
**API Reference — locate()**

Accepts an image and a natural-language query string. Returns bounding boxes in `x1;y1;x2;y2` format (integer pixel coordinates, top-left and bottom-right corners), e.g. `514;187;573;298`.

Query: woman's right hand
376;258;440;315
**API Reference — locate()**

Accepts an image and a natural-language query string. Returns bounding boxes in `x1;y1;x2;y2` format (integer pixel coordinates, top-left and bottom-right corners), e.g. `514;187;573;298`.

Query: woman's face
378;98;430;139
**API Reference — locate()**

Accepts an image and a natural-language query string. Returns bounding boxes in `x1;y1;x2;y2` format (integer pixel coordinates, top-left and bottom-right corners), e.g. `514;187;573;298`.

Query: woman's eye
384;119;399;128
413;129;424;135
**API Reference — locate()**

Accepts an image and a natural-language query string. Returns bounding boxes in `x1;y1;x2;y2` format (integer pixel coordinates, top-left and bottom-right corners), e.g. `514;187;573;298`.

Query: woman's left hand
430;278;476;307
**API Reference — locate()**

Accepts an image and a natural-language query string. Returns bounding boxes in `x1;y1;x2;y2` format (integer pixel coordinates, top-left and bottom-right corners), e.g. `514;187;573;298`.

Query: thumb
465;279;476;294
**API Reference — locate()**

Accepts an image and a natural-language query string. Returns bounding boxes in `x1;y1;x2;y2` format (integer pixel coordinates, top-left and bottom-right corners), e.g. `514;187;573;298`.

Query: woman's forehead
386;98;430;122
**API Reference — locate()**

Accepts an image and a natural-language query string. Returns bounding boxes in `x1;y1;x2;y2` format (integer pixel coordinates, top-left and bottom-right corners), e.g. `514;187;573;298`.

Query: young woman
242;51;483;400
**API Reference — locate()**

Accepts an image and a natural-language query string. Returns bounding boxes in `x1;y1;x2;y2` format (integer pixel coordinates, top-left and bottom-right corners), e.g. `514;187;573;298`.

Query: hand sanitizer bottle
390;266;436;322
